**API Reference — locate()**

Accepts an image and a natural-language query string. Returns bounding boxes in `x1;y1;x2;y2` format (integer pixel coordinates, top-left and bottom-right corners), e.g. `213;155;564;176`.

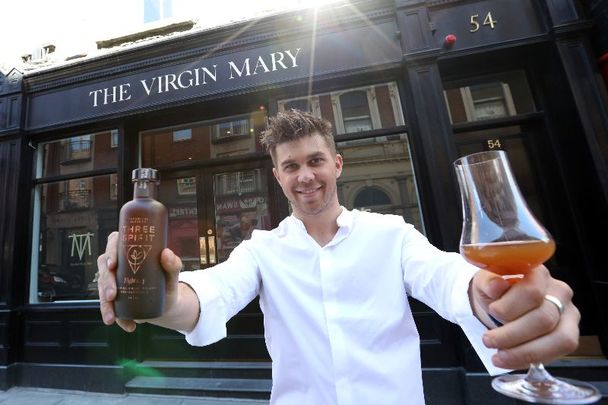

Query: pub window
443;70;536;124
173;128;192;142
30;130;119;303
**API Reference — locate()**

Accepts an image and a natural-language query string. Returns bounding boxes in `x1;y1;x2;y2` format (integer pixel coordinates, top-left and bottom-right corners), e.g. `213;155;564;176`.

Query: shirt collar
288;207;353;243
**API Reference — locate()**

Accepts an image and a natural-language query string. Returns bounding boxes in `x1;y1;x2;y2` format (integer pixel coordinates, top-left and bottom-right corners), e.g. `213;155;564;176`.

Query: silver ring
544;294;564;315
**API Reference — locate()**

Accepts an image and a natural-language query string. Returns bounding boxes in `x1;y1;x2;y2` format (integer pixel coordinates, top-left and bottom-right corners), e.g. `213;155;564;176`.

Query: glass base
492;374;602;404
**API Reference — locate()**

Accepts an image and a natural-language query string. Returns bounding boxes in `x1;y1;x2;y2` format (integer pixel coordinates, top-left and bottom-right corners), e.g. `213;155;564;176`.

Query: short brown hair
260;109;336;162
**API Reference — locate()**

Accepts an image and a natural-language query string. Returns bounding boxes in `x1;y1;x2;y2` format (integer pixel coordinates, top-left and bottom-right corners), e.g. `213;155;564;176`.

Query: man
98;110;579;404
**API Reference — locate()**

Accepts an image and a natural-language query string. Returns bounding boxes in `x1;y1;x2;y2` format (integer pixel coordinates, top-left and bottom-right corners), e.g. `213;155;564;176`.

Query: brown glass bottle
115;168;167;319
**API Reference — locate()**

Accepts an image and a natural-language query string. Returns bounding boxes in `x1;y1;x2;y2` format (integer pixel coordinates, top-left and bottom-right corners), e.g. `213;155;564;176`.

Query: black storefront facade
0;0;607;403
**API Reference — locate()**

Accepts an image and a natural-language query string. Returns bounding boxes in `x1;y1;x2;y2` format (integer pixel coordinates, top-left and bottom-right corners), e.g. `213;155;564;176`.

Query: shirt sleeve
178;241;261;347
400;225;510;376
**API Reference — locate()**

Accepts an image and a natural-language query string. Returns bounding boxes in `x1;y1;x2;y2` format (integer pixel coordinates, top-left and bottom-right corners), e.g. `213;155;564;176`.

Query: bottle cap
132;168;160;183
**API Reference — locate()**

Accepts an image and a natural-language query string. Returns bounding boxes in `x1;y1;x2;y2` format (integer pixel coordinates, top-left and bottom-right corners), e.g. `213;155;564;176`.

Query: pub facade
0;0;606;402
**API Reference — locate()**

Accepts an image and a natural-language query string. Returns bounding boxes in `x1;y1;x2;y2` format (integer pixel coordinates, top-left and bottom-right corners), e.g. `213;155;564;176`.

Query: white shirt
179;208;505;405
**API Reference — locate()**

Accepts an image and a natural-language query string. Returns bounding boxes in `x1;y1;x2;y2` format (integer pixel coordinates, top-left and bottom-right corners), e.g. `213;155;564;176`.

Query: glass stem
525;363;556;383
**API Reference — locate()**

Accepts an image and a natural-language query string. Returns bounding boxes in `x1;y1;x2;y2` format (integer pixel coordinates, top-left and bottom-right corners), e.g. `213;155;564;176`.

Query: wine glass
454;150;601;404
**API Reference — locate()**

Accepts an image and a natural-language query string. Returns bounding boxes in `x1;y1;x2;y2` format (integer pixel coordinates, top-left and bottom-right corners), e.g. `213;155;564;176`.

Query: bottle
115;168;167;319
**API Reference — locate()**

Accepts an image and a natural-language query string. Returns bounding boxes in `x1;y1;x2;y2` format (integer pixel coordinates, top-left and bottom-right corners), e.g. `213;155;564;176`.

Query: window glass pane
337;133;425;233
141;111;266;165
283;99;312;113
214;169;271;262
443;71;535;124
173;128;192;142
278;82;404;135
158;176;200;271
33;175;118;302
38;130;119;178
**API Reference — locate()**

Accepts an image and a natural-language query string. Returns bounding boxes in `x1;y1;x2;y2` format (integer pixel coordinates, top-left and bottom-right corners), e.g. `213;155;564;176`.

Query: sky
0;0;339;73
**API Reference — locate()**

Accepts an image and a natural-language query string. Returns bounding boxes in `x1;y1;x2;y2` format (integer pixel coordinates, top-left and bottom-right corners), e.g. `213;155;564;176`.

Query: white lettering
285;48;301;67
89;89;103;107
228;59;251;79
119;83;131;101
140;77;157;95
164;74;179;92
253;56;270;75
270;52;287;71
201;65;217;83
177;70;193;89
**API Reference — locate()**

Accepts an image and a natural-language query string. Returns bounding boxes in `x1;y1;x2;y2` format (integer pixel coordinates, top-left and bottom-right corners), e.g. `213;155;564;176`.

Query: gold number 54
470;12;497;33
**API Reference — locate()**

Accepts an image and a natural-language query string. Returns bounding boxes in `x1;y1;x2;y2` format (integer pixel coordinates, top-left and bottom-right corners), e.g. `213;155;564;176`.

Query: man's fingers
116;319;137;333
483;294;564;349
490;304;580;370
488;266;550;322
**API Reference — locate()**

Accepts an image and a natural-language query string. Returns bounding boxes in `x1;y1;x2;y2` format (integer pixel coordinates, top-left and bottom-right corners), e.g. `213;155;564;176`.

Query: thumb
160;248;182;289
471;270;510;326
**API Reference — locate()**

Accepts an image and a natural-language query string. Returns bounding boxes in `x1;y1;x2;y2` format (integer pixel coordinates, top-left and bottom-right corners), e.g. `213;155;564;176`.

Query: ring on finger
544;294;564;315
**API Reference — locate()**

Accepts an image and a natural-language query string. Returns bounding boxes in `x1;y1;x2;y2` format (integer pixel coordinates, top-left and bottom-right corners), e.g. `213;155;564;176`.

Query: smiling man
98;109;579;405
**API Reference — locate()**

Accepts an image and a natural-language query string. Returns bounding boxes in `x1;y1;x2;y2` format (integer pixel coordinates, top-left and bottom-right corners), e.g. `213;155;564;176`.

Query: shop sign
26;21;401;130
47;211;95;228
216;196;266;213
169;206;198;218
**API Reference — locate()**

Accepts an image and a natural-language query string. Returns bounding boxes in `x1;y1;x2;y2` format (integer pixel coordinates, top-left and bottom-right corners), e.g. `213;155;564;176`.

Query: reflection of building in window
338;133;425;233
278;82;403;135
31;130;119;304
172;128;192;142
336;90;374;133
110;129;119;148
63;135;92;162
110;174;118;200
141;111;265;165
60;179;91;211
214;118;251;140
176;177;196;195
443;71;536;124
354;186;391;209
215;170;259;196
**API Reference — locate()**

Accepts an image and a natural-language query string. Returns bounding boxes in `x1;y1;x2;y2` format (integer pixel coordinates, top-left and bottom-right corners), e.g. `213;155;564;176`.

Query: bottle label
121;217;157;274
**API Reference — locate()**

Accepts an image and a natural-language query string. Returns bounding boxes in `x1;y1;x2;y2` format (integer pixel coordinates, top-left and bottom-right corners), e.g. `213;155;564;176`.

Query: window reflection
337;133;424;233
443;70;535;123
214;169;271;262
141;111;266;166
278;82;403;135
35;175;118;302
32;129;119;303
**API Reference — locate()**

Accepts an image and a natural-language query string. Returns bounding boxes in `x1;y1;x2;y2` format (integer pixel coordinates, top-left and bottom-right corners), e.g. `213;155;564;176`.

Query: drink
115;168;168;319
460;239;556;277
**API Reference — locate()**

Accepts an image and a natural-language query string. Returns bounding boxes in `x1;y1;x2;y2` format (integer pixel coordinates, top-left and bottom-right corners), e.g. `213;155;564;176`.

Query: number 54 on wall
470;12;498;32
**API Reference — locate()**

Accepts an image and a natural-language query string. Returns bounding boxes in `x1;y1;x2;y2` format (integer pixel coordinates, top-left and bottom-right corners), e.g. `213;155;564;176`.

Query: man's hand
470;266;580;370
97;231;198;333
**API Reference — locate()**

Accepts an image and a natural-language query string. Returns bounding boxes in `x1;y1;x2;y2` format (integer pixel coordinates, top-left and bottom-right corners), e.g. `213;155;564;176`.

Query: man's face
272;133;343;219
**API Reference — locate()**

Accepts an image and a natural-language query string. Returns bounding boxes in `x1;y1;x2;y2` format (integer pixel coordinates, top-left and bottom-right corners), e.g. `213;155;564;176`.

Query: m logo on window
68;232;94;261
